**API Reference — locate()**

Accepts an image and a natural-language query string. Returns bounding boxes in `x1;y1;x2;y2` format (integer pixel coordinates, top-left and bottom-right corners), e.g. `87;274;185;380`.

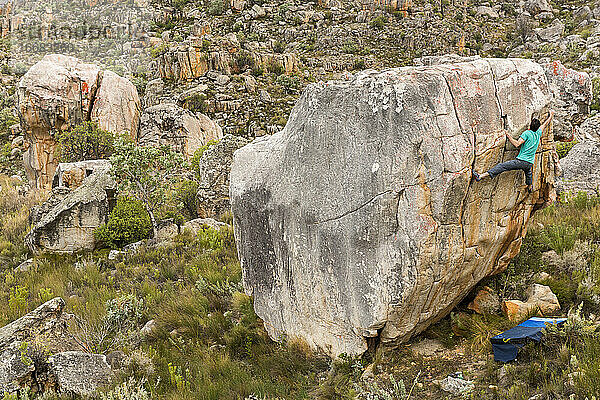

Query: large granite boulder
25;167;116;253
138;103;223;159
230;58;585;357
17;54;141;189
195;134;249;218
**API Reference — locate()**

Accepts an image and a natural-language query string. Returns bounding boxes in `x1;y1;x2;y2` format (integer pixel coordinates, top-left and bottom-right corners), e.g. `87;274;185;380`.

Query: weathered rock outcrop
542;61;592;142
230;58;586;356
17;54;141;189
25;167;116;253
0;298;79;396
557;140;600;195
138;103;223;159
195;134;249;218
52;160;110;189
48;352;113;397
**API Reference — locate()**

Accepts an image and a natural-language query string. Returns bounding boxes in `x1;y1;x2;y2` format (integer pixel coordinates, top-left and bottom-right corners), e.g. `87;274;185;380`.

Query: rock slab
230;58;579;356
25;167;116;253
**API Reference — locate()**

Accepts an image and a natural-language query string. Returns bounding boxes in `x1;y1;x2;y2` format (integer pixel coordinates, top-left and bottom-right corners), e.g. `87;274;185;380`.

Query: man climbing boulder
473;111;554;193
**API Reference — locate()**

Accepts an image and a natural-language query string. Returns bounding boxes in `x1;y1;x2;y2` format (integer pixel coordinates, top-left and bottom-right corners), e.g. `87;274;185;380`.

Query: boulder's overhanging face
230;58;572;357
17;54;141;189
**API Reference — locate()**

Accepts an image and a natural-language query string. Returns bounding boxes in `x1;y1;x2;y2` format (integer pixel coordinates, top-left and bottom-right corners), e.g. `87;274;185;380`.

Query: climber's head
530;118;541;132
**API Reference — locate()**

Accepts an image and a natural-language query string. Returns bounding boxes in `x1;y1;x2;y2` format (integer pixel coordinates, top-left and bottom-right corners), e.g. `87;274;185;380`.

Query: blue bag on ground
490;317;567;362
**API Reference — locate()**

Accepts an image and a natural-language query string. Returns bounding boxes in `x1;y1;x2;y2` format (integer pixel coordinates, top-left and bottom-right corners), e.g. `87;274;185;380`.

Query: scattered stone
438;375;475;395
524;0;552;16
468;286;501;315
503;284;561;320
108;250;125;261
534;271;552;282
49;352;113;397
535;21;565;42
527;284;561;313
216;74;230;86
14;258;33;273
259;89;272;102
140;319;157;336
476;6;498;18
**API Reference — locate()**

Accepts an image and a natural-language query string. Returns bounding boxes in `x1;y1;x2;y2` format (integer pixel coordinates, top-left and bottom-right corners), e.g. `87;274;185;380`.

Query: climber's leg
487;159;523;179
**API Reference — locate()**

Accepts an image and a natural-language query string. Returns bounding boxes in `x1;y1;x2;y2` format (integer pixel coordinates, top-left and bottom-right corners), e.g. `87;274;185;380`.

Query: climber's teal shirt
516;128;542;164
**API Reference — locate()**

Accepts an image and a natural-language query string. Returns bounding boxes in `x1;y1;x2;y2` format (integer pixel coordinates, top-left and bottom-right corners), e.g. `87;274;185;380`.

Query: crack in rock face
229;58;590;357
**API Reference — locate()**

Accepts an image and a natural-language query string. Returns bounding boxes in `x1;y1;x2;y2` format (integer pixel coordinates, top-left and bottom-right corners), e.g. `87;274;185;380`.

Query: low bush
95;198;152;249
56;121;119;163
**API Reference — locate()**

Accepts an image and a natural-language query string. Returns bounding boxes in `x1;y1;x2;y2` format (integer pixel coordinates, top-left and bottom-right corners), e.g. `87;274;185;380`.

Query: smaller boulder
502;284;560;321
524;0;552;16
558;140;600;195
535;20;565;42
468;286;501;315
476;6;499;18
53;160;110;189
195;134;249;219
49;352;113;397
25;167;116;253
138;103;223;160
526;284;561;314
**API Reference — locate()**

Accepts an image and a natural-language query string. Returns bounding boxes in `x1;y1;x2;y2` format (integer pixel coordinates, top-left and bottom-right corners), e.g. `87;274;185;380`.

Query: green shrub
181;93;208;113
369;15;388;29
105;293;145;328
208;0;225;15
173;180;199;220
273;41;286;54
56;122;119;163
591;78;600;112
539;224;579;255
95;198;152;249
556;139;578;159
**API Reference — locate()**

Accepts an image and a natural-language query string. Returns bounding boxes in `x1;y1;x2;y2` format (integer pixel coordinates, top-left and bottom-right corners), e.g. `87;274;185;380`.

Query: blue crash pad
490;317;567;362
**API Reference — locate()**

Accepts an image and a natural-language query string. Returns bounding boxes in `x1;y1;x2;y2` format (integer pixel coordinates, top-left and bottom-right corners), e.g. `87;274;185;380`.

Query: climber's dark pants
487;159;533;186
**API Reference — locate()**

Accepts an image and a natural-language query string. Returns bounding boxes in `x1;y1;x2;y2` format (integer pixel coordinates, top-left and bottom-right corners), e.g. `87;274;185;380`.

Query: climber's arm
540;110;555;132
505;131;525;148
